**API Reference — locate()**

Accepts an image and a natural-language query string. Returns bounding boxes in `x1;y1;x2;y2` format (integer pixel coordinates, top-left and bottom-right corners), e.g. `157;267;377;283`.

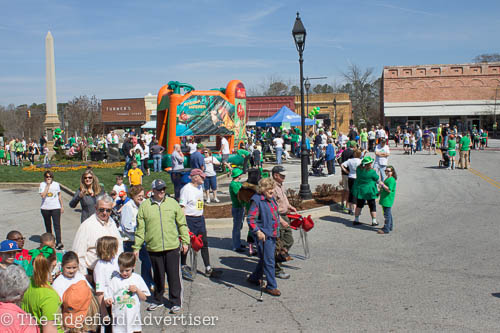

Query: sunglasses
98;208;112;213
45;175;52;178
154;188;166;192
84;176;93;180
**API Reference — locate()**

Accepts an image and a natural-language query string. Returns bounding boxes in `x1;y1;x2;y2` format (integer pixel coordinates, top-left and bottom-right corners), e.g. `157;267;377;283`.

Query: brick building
382;63;500;131
101;94;156;132
247;93;352;133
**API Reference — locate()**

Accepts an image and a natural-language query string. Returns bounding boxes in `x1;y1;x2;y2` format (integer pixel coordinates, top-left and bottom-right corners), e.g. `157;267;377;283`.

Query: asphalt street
2;141;500;332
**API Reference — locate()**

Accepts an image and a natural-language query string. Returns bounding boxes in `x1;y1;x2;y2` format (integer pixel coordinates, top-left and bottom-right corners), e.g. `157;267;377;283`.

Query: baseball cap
197;143;204;149
190;168;206;178
62;280;92;329
152;179;166;190
271;166;287;176
119;191;126;197
0;240;20;253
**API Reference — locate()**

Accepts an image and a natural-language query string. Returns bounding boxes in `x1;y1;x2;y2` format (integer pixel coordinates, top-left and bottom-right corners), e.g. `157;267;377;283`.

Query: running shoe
147;303;164;311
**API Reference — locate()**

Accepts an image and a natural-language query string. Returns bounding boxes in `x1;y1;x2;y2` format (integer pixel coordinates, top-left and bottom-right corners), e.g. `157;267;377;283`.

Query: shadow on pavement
491;293;500;298
320;215;377;232
29;235;41;243
207;236;233;251
424;166;445;169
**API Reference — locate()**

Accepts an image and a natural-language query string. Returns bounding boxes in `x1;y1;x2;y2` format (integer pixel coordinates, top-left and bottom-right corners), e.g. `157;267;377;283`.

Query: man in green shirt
229;168;245;252
459;132;471;169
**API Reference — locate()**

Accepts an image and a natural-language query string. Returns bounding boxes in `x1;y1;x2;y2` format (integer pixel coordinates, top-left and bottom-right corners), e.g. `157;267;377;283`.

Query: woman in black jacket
69;169;104;222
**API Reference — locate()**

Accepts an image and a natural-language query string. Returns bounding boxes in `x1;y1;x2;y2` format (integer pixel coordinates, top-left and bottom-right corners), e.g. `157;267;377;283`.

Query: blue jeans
382;206;393;233
250;236;277;290
376;163;387;182
124;241;154;288
123;155;132;176
417;138;422;151
315;146;321;159
231;207;245;250
153;154;162;172
276;147;283;165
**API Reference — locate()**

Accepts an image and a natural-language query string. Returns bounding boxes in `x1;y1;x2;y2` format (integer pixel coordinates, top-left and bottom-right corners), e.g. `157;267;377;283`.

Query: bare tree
339;64;380;127
64;95;102;137
473;53;500;63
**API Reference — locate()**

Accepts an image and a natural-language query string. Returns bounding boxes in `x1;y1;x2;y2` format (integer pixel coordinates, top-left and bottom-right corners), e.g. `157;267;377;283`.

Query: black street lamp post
333;98;337;131
305;79;311;120
292;12;312;199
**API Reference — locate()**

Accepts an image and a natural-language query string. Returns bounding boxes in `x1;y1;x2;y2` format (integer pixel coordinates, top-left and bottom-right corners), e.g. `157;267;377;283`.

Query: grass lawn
0;165;174;194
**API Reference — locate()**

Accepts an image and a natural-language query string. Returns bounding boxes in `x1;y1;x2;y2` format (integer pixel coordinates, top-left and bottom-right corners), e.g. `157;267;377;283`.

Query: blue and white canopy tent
255;106;315;127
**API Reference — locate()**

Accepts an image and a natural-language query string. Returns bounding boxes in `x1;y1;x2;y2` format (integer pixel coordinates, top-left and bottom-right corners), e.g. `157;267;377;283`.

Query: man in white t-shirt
374;140;390;181
338;132;348;147
273;135;284;165
220;136;231;170
187;137;197;155
179;169;222;279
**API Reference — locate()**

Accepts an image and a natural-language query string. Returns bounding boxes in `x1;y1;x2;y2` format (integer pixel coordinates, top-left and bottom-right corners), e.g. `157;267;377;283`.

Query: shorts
186;215;206;234
403;144;410;148
431;143;436;148
448;150;456;157
347;177;356;203
221;154;229;163
356;198;376;212
341;174;349;190
203;176;217;191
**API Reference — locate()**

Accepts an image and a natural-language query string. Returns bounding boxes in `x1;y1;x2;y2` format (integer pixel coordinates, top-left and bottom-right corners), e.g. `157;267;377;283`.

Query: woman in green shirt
22;254;63;333
377;166;397;234
352;156;379;226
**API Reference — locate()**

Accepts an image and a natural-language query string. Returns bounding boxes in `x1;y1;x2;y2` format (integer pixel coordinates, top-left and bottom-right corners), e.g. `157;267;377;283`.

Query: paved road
2;142;500;331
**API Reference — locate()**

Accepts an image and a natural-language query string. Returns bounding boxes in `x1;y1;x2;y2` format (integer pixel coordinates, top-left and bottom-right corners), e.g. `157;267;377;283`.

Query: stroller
438;147;450;168
310;154;327;177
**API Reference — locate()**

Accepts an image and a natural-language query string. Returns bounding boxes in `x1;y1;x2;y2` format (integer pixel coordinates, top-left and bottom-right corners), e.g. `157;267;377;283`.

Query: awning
141;121;156;129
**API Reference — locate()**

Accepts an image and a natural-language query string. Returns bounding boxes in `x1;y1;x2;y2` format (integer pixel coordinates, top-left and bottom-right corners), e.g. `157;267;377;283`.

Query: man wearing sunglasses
72;194;123;276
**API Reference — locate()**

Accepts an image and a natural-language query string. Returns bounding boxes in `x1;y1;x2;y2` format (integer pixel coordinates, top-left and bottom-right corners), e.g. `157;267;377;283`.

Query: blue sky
1;0;499;106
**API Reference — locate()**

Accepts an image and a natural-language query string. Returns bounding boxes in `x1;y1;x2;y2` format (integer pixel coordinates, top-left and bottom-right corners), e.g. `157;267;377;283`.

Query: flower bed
23;161;125;172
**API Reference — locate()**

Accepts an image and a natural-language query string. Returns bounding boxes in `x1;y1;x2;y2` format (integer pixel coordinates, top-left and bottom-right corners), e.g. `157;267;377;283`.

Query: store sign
102;99;146;122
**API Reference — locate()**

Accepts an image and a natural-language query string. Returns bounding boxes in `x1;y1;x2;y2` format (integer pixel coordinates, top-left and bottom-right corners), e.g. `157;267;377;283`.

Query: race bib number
196;200;204;210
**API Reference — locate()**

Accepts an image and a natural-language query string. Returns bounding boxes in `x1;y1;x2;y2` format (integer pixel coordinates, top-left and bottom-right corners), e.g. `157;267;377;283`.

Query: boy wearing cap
115;191;130;212
0;240;21;269
229;168;246;253
179;169;222;278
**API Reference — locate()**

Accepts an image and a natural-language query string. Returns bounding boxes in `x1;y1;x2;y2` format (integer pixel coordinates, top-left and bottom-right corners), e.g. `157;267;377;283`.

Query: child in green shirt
135;149;142;167
377;166;397;234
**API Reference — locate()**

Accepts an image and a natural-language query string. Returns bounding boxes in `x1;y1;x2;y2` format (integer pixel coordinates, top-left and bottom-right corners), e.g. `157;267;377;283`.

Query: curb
0;182;75;197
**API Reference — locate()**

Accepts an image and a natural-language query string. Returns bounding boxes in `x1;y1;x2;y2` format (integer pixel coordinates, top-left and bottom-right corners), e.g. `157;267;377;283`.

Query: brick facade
382;63;500;130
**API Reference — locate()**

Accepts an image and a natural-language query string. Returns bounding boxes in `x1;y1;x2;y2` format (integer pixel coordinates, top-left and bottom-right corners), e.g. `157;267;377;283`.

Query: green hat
197;143;204;149
231;168;243;178
361;155;374;166
347;140;357;148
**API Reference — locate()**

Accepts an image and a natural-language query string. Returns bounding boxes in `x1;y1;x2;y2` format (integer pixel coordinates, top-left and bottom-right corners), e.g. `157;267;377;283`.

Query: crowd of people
0;156;306;332
2;120;494;332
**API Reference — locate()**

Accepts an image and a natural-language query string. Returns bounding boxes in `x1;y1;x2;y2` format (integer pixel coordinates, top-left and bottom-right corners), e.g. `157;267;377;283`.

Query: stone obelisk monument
44;31;61;141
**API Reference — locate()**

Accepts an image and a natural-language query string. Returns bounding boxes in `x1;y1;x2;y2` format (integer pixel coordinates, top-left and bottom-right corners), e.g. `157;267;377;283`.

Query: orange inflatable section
156;80;246;155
